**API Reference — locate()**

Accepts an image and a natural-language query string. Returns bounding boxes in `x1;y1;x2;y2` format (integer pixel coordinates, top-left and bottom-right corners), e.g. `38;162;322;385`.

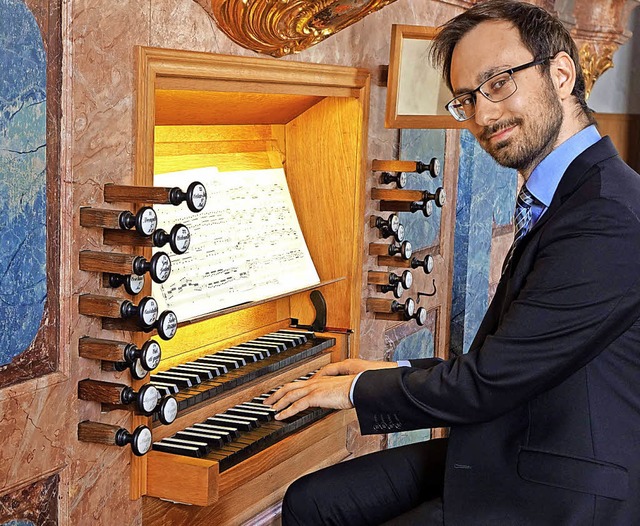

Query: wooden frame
385;24;466;129
130;48;370;523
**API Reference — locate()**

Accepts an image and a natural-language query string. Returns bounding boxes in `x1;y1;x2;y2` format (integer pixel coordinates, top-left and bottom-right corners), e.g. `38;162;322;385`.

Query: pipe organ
77;48;369;525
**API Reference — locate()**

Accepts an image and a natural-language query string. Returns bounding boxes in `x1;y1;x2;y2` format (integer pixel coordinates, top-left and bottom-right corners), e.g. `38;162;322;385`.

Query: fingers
264;380;308;407
263;375;355;420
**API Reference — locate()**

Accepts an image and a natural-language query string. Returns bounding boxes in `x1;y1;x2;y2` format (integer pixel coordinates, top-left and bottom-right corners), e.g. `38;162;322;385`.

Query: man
265;1;640;524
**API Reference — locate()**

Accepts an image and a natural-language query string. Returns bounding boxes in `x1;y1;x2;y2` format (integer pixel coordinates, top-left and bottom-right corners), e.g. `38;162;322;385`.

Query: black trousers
282;437;448;526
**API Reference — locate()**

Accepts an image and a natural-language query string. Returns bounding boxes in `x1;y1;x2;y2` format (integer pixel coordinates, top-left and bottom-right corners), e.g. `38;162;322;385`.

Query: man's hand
264;359;399;420
265;375;355;420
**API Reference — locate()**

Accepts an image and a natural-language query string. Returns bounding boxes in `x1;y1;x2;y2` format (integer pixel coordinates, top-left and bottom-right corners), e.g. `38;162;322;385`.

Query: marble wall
0;0;47;368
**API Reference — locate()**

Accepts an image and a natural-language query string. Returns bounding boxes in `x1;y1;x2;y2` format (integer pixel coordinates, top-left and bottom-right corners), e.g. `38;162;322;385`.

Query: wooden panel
156;90;323;126
143;411;355;523
147;453;219;507
595;113;640;171
285;95;368;339
133;47;370;517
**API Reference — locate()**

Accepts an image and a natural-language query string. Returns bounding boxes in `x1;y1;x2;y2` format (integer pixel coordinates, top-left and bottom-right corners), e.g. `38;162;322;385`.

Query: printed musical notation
152;167;320;321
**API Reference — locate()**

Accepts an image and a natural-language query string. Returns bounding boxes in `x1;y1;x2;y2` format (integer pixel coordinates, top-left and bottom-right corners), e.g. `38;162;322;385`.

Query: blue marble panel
0;0;47;365
2;521;36;526
397;129;446;250
450;130;517;356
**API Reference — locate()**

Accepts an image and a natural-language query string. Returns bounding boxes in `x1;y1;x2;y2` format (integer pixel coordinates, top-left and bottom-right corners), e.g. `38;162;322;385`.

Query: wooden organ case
127;48;369;525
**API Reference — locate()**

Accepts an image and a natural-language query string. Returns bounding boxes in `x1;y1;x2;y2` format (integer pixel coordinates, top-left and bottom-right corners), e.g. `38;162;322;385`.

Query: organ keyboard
152;371;331;471
149;330;334;413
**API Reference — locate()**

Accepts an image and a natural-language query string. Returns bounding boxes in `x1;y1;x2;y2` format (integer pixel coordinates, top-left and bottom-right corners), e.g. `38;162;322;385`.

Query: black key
237;342;282;354
227;406;271;422
152;373;193;389
149;380;179;395
199;355;242;369
173;365;214;381
175;431;224;448
187;361;225;376
202;420;240;439
162;437;210;455
226;347;266;360
208;416;253;432
217;351;253;363
194;357;230;373
153;441;203;458
191;424;233;443
253;337;287;351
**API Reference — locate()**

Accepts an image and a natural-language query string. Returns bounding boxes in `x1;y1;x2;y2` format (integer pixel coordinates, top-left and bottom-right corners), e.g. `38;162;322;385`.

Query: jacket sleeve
354;197;640;434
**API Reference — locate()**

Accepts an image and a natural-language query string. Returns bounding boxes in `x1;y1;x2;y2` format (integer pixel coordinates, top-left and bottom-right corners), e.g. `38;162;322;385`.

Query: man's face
449;21;562;174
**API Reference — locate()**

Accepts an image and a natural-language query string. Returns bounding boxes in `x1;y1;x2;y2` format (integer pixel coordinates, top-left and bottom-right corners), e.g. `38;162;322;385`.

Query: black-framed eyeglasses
445;57;554;122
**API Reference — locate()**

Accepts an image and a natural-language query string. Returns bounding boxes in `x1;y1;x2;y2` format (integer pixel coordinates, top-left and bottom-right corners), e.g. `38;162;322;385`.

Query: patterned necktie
503;185;536;273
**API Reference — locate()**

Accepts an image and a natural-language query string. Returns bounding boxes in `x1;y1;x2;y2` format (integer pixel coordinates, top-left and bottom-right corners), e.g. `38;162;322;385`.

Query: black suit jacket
354;137;640;525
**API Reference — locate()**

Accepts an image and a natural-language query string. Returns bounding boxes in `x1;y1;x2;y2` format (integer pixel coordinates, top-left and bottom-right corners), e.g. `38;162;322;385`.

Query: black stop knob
169;181;207;212
115;425;152;456
411;255;434;274
119;206;158;236
152;223;191;255
108;273;145;295
410;200;434;217
415;157;441;178
132;252;171;284
120;296;159;328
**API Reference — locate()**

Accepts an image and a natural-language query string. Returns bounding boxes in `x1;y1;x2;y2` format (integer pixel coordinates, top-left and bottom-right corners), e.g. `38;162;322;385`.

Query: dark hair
431;0;593;122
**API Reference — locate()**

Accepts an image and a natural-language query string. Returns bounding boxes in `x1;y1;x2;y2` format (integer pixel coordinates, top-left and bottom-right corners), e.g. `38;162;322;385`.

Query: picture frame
385;24;466;129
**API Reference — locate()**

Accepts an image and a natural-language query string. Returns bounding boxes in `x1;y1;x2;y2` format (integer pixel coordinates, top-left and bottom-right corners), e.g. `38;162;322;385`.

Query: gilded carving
578;41;617;100
204;0;399;57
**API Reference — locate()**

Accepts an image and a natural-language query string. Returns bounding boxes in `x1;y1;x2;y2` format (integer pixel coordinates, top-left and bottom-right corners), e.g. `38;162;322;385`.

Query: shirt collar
526;124;601;207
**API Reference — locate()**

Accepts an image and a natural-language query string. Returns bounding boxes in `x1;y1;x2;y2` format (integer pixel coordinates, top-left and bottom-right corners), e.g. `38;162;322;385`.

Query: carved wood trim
194;0;399;57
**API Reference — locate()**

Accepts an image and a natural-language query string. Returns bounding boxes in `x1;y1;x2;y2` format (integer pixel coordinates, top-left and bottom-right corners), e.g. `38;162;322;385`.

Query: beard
478;87;563;173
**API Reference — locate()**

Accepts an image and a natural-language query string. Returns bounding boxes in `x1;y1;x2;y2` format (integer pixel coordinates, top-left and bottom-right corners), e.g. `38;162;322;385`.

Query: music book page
151;166;320;322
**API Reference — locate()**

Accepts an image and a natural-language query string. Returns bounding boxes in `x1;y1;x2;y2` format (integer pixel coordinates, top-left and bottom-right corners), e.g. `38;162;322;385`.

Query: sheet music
152;166;320;322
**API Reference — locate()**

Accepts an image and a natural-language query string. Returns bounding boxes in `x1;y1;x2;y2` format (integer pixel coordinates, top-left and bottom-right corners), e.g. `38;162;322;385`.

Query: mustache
480;118;523;141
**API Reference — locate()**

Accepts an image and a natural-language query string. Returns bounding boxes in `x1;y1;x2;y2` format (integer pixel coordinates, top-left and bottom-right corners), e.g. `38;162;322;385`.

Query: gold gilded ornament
578;41;617;100
206;0;399;57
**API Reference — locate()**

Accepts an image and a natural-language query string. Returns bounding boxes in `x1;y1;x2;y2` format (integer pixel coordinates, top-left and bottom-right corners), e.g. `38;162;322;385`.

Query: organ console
79;250;172;284
78;421;153;457
106;273;145;295
372;157;441;178
111;49;369;524
103;223;191;255
104;180;208;213
80;206;158;236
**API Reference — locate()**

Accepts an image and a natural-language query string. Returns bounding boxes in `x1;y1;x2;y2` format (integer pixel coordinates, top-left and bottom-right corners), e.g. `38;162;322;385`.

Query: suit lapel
503;137;619;276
